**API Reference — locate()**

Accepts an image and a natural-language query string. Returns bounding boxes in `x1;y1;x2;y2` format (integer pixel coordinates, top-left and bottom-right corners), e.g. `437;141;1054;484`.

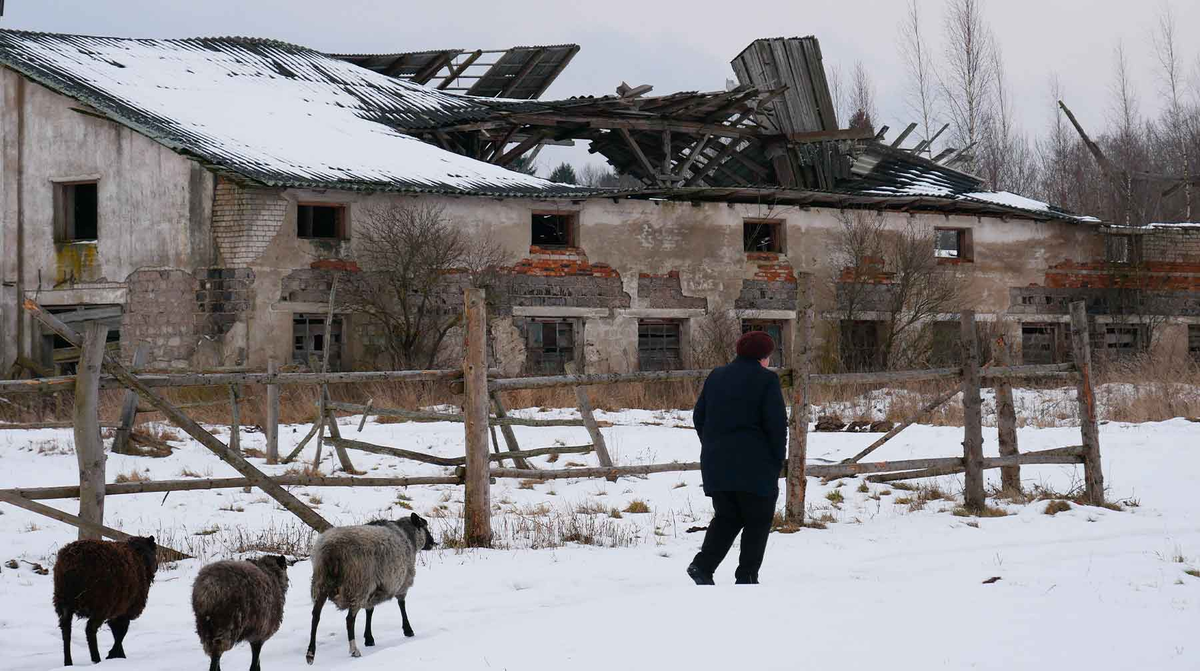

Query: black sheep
192;555;289;671
52;536;158;666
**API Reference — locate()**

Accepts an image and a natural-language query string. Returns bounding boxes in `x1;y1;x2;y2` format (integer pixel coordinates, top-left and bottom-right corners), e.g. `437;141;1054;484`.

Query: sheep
305;512;436;664
52;535;158;666
192;555;290;671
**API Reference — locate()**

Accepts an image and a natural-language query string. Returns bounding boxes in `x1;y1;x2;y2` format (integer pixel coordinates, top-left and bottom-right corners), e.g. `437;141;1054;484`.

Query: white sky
3;0;1198;174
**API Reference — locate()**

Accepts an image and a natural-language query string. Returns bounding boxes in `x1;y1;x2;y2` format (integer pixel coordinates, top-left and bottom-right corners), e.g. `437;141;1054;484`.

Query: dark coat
693;356;788;497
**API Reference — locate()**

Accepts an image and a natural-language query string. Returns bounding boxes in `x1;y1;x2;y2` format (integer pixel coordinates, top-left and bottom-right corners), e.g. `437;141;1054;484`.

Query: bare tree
832;211;964;370
940;0;996;170
828;63;850;129
848;61;877;131
977;40;1039;193
1152;0;1194;219
899;0;940;156
339;203;511;370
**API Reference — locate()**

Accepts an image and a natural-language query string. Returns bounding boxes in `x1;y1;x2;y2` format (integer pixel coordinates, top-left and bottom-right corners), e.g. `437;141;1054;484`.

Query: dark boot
687;563;715;585
734;572;759;585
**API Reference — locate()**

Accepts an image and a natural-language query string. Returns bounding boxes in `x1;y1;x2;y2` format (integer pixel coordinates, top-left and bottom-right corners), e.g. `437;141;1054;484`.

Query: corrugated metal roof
0;30;589;196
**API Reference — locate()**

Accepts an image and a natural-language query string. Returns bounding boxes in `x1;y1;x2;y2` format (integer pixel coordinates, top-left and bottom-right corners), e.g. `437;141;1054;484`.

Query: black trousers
691;491;777;582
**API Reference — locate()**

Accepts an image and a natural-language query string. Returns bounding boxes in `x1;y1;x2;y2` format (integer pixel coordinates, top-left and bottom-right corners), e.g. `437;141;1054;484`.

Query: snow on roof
1148;222;1200;230
0;30;588;196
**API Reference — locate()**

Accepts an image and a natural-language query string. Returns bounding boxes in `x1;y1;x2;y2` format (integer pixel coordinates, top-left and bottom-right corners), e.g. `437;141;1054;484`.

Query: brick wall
212;177;288;267
502;248;629;310
746;252;798;283
638;271;706;309
122;268;253;368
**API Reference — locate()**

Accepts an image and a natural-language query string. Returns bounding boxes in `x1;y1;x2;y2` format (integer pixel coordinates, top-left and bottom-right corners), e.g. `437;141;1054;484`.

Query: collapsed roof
0;30;586;196
333;44;579;99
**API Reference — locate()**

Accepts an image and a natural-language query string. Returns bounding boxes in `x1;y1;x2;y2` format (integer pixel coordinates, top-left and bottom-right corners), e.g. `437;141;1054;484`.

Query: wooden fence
0;284;1104;552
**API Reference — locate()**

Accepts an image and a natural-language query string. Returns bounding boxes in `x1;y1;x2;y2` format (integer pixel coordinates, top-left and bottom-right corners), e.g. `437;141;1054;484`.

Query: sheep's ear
409;512;425;528
147;536;156;546
275;555;288;569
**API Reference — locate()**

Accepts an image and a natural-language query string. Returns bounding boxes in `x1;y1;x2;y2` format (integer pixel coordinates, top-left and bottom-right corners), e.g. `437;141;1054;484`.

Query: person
687;330;788;585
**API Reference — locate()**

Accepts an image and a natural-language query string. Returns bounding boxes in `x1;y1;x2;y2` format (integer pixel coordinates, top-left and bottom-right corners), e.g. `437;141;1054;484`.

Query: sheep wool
192;555;289;671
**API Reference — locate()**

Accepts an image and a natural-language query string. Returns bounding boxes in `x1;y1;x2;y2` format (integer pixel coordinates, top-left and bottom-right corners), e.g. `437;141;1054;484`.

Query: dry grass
825;489;844;504
952;504;1009;518
1186;569;1200;579
1044;500;1072;516
114;469;150;484
623;499;651;514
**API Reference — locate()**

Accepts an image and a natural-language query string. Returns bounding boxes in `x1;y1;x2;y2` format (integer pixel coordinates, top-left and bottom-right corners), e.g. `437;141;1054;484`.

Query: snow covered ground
0;395;1198;670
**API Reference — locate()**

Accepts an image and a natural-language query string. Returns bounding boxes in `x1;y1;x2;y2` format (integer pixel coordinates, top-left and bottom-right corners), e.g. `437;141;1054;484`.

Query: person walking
687;330;788;585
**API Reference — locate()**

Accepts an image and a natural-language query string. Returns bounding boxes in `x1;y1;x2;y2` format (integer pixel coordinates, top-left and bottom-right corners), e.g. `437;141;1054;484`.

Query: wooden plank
266;358;279;463
497;47;547;97
322;387;357;473
0;492;189;560
785;273;813;524
619;128;660;184
462;288;492;546
324;401;586;427
5;475;464;500
1070;301;1104;505
228;384;241;454
866;447;1085;483
890;122;919;148
331;437;593;467
0;369;471;395
111;343;150;456
0;421;120;430
489;391;531;469
961;310;985;510
843;387;958;464
436;49;482;90
23;298;332;533
564;363;614;468
684;136;741;187
993;336;1020;491
73;321;108;540
675;134;712;180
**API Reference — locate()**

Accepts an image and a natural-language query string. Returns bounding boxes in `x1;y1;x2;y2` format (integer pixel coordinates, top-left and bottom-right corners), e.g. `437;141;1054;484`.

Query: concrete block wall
122;267;253;368
1143;227;1200;263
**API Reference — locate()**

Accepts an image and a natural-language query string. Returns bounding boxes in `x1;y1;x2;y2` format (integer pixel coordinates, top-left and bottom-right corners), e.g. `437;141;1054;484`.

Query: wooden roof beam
436;50;483;90
498;48;548;98
619;128;663;185
685;138;741;187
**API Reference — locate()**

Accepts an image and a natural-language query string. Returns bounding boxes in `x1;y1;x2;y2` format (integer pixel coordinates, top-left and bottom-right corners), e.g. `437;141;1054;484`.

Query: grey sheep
305;513;436;664
192;555;289;671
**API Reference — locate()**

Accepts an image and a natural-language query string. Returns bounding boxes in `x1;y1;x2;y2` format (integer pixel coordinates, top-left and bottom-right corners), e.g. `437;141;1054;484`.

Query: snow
0;32;574;195
964;191;1101;222
1149;222;1200;230
1;398;1199;670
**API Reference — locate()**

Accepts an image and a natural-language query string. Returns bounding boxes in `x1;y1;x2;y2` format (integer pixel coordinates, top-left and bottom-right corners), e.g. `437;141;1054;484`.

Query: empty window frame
54;181;99;242
1020;322;1071;365
741;319;785;367
297;204;347;240
743;219;784;253
1189;325;1200;360
638;320;683;371
1103;325;1145;355
1104;234;1142;264
839;320;883;372
934;228;972;261
526;319;576;374
293;314;343;370
531;212;576;248
40;305;122;375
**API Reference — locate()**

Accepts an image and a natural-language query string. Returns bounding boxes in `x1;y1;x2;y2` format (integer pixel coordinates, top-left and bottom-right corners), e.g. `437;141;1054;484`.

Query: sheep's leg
305;593;326;666
363;608;375;647
208;651;221;671
58;609;74;666
248;640;263;671
397;598;414;638
346;608;361;657
106;616;129;659
84;617;103;664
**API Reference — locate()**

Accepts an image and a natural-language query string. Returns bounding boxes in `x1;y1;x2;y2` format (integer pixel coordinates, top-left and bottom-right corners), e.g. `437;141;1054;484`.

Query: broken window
297;204;346;239
743;219;784;253
934;228;972;261
1103;325;1145;356
638;320;683;371
54;181;99;242
531;212;576;248
526;319;576;374
1189;325;1200;360
293;314;343;370
40;305;122;375
741;320;785;367
839;320;882;372
1105;234;1141;264
1021;322;1071;365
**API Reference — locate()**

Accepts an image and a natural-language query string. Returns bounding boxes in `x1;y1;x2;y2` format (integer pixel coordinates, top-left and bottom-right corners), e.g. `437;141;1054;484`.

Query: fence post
785;273;812;525
266;357;279;464
228;384;241;453
993;335;1020;492
111;342;150;455
960;310;985;511
463;287;492;547
74;321;108;540
1069;301;1104;505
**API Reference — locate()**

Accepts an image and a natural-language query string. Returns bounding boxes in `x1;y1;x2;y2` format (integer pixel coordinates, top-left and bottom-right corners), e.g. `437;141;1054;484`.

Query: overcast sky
3;0;1198;174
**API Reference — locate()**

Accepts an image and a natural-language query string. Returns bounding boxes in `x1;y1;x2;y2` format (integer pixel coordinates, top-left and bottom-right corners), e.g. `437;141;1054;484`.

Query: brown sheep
52;536;158;666
192;555;289;671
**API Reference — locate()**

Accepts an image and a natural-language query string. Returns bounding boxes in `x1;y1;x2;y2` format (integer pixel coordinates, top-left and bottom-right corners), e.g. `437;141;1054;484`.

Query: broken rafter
1057;100;1123;185
495;131;547;165
436;50;483;90
890;122;918;148
498;48;548;98
685;137;741;187
675;134;713;180
619;127;662;185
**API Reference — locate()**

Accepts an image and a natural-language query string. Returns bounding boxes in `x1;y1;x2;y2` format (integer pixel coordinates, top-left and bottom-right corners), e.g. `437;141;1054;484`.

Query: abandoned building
1;30;1198;378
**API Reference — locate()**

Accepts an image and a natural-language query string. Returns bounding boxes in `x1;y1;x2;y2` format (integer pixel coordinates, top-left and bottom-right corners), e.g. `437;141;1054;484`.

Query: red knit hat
735;331;775;360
